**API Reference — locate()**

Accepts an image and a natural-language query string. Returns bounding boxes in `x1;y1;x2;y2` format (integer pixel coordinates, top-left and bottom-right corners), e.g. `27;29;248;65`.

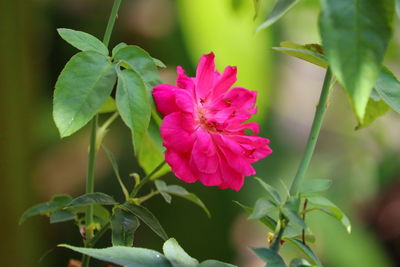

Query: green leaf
199;260;236;267
254;177;281;204
59;244;172;267
67;192;117;208
153;57;167;68
137;116;170;178
113;45;162;93
307;196;351;233
162;238;199;267
289;258;314;267
57;28;108;56
356;93;390;129
99;97;117;113
282;196;306;229
155;180;172;204
163;185;210;218
111;208;140;247
256;0;300;32
49;210;76;223
20;194;72;224
53;51;116;137
112;42;128;57
284;238;322;266
300;179;332;196
375;67;400;114
233;201;277;231
116;68;151;155
249;197;276;220
252;247;286;267
319;0;394;121
123;202;168;241
272;42;328;68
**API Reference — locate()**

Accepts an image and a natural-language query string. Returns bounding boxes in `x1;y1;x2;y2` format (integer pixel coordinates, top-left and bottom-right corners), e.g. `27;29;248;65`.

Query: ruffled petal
195;52;216;100
165;149;197;183
229;135;272;163
161;113;195;153
190;129;219;173
176;66;195;93
153;84;194;116
212;66;237;98
218;156;245;191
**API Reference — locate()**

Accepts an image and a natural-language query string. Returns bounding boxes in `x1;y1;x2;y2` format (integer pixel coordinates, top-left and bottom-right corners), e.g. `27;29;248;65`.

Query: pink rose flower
152;53;272;191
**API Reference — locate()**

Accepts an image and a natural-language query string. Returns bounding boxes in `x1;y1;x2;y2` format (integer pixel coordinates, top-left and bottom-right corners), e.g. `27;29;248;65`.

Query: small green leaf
252;247;286;267
113;45;162;93
289;258;313;267
307;196;351;233
375;67;400;114
199;260;237;267
163;185;210;218
112;42;128;57
123;202;168;241
254;177;281;204
356;94;390;129
233;201;277;231
155;180;172;203
284;238;321;266
249;197;276;220
99;97;117;113
20;194;72;224
116;68;151;155
53;51;116;137
256;0;300;32
50;210;76;223
273;42;328;68
162;238;199;267
282;196;306;229
300;179;332;196
59;244;172;267
138;117;170;178
153;57;167;68
67;192;117;208
319;0;394;121
57;28;108;56
111;208;140;247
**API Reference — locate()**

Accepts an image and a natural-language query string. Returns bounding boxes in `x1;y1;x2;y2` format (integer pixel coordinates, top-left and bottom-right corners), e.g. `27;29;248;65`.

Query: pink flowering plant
19;0;400;266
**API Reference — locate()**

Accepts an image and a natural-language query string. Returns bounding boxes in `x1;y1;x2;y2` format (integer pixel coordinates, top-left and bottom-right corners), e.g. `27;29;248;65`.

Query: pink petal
161;113;195;153
189;129;219;174
212;66;237;98
195;52;216;100
195;171;222;187
229;135;272;163
176;66;195;93
218;156;245;191
153;84;180;115
165;150;197;183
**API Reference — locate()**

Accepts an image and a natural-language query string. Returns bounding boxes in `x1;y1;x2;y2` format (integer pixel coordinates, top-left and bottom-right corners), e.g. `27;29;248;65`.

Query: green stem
289;69;334;196
82;1;122;266
270;220;285;251
130;161;166;197
88;222;111;247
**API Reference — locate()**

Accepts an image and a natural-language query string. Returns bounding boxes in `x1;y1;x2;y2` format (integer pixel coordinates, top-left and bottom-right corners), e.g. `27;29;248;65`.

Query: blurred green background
2;0;400;266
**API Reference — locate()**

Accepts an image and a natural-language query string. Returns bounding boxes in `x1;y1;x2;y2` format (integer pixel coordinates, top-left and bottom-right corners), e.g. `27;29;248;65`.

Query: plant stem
82;1;122;266
289;69;334;196
130;161;166;197
270;220;285;251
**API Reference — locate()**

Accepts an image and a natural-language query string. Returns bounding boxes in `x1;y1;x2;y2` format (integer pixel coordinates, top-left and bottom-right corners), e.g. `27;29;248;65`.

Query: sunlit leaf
59;244;172;267
284;238;322;266
375;67;400;114
155;180;172;203
123;202;168;241
153;57;167;68
111;208;140;247
273;42;327;68
252;247;286;267
99;97;117;113
356;93;390;129
289;258;314;267
162;238;199;267
319;0;394;121
112;42;128;57
53;51;116;137
256;0;301;32
20;195;72;224
300;179;332;196
57;28;108;56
